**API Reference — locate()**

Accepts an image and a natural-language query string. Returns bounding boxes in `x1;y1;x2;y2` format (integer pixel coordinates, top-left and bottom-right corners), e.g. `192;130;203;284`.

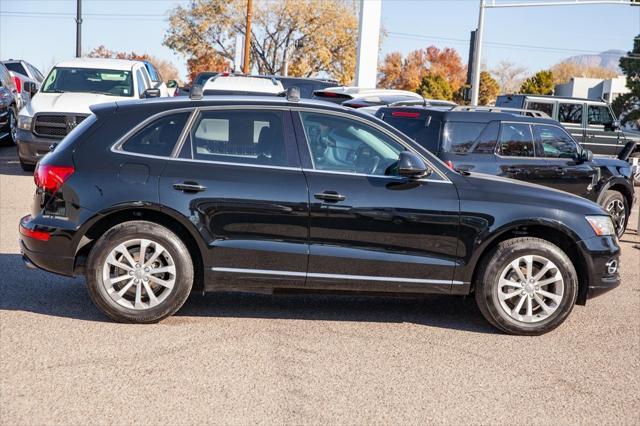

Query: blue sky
1;0;638;80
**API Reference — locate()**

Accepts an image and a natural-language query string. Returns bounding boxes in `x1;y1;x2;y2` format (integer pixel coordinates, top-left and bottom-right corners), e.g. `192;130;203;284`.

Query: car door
494;122;552;186
293;109;461;294
159;107;309;290
532;124;596;199
586;104;622;156
558;102;586;148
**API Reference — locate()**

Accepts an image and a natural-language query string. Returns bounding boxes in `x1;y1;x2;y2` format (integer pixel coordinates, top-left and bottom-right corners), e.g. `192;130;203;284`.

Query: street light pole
470;0;485;106
242;0;253;74
75;0;82;58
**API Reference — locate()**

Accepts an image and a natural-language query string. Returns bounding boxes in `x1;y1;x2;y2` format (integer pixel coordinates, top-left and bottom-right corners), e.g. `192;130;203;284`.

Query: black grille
33;114;89;138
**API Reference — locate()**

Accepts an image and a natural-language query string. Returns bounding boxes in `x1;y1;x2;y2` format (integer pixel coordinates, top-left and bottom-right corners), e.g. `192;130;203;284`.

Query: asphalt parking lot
1;144;638;425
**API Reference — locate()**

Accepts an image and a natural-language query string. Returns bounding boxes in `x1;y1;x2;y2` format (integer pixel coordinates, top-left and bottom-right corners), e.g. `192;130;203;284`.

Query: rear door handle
314;191;346;202
173;182;207;193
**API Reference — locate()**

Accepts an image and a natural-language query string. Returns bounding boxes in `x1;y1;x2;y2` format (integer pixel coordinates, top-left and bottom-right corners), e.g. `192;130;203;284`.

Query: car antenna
190;85;203;100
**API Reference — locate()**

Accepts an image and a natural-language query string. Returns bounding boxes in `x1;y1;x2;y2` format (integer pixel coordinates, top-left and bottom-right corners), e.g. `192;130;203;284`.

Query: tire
600;190;628;238
19;160;35;172
474;237;578;336
8;107;17;145
86;220;194;323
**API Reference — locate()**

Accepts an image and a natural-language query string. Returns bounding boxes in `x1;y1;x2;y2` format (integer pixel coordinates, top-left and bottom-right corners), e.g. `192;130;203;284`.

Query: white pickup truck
16;58;166;171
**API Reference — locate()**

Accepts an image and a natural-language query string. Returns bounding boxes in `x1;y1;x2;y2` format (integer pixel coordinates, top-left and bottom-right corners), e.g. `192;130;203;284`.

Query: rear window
4;62;27;76
442;122;487;153
381;114;441;153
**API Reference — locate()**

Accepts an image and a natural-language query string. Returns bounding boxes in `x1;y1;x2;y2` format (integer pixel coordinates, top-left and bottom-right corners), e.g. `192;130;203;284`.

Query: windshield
42;67;133;97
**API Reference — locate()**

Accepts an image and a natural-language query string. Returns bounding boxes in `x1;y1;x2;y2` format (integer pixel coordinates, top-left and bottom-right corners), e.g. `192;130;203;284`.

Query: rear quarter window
442;121;491;154
121;112;190;157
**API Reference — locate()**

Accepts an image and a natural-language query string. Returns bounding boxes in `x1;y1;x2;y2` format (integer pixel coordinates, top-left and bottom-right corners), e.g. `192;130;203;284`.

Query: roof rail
451;105;550;118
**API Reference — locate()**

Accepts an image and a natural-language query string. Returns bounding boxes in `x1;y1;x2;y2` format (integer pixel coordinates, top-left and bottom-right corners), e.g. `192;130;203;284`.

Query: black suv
19;94;621;335
0;62;21;144
376;106;635;237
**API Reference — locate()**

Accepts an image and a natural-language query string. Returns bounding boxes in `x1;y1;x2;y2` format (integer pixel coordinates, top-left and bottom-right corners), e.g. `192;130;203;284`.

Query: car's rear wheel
86;220;193;323
600;190;628;237
475;237;578;335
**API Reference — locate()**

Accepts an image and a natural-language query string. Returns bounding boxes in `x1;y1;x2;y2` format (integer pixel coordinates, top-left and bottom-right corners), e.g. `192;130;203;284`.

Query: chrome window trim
301;168;451;183
212;267;466;285
292;107;451;183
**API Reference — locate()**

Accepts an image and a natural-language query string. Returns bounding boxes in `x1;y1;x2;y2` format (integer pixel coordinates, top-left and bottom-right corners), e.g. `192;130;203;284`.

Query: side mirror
143;88;161;99
580;149;593;162
397;151;431;178
167;80;178;89
24;82;37;95
611;120;620;130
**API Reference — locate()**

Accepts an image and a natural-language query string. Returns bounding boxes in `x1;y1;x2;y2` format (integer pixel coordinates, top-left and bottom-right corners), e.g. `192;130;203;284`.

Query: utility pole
75;0;82;57
470;0;635;106
242;0;253;74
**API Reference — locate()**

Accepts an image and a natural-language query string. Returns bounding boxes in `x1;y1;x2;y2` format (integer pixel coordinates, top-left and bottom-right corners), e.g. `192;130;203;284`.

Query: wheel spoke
144;243;165;267
106;254;133;272
526;296;533;318
143;281;159;307
499;289;522;301
524;255;533;280
533;293;555;315
510;259;526;282
139;239;150;264
149;265;176;276
533;260;553;281
537;289;563;304
499;278;523;289
512;295;527;315
537;272;562;287
113;279;135;300
116;244;137;267
134;282;143;309
106;274;131;286
148;275;175;289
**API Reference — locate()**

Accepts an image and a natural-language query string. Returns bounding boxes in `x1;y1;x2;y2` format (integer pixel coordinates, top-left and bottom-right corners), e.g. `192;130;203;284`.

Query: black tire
8;107;17;145
86;220;194;323
475;237;578;336
19;160;35;172
600;190;628;238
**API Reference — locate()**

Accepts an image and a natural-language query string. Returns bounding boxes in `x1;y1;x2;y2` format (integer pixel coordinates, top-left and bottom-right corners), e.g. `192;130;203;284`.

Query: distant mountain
563;49;625;74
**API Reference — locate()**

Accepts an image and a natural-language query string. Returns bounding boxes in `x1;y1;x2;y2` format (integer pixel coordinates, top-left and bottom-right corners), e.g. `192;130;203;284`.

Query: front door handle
173;181;207;193
314;191;346;202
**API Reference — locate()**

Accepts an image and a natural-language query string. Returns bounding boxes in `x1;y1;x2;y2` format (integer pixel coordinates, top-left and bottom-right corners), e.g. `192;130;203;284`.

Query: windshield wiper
43;89;65;93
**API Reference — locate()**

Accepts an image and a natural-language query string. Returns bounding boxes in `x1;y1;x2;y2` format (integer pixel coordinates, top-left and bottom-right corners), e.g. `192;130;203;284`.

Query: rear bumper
19;214;76;277
16;129;60;165
576;235;621;302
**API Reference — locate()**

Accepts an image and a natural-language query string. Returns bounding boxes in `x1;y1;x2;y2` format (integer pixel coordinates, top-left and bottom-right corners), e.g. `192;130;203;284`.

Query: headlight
17;115;33;131
586;215;615;236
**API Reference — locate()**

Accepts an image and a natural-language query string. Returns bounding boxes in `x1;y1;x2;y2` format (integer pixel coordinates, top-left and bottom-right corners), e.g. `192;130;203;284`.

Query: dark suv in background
19;93;621;335
375;105;635;237
496;94;639;158
0;62;22;144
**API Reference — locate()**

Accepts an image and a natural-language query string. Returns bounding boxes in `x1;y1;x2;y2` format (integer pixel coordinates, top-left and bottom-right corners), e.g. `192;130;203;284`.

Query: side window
498;123;534;157
442;122;486;153
189;109;288;166
533;125;578;158
525;101;554;118
136;70;146;96
300;112;404;176
587;105;614;126
558;103;583;124
121;112;189;157
472;121;500;154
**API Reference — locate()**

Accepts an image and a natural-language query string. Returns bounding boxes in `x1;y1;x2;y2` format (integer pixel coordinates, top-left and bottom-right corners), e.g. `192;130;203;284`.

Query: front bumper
16;128;61;165
576;235;621;303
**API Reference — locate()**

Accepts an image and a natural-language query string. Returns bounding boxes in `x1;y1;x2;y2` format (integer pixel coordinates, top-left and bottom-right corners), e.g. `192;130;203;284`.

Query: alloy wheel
102;239;176;310
496;255;564;323
9;110;17;144
605;199;626;237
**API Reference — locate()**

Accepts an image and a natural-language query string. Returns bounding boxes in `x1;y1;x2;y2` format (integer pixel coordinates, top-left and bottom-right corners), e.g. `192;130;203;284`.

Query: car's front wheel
600;190;628;238
475;237;578;335
86;220;194;323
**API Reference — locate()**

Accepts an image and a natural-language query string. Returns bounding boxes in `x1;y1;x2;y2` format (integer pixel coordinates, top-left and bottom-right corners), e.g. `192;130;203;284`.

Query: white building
554;76;629;104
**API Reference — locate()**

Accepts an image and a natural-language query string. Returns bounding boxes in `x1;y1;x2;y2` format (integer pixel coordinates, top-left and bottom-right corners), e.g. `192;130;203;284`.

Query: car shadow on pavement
0;254;496;333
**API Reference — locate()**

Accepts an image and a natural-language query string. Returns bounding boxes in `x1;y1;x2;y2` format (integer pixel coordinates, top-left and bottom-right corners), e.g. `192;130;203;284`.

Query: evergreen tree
416;73;453;100
616;34;640;125
519;70;554;95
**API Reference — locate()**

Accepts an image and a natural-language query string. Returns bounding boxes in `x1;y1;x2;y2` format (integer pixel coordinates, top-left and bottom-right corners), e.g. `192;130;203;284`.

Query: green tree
617;34;640;125
416;73;453;100
519;70;554;95
478;71;500;105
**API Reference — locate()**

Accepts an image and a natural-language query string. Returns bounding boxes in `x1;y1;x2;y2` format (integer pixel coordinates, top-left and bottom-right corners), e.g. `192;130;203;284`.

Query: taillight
445;160;455;170
34;164;75;193
391;111;420;118
13;76;21;93
19;224;51;241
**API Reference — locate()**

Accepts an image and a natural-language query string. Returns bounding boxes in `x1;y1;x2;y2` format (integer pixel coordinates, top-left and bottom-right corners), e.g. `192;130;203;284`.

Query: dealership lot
1;145;638;424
